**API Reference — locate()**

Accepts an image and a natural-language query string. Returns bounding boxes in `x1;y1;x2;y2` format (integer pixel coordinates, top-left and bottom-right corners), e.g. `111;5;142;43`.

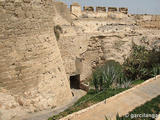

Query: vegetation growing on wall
123;43;160;81
54;25;62;40
49;44;160;120
92;44;160;91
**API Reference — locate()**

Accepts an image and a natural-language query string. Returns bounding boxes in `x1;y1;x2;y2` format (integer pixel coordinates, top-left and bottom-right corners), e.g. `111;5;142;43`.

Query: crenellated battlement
83;6;94;12
96;7;106;12
119;7;128;14
70;2;128;18
70;2;160;29
108;7;118;12
70;3;128;17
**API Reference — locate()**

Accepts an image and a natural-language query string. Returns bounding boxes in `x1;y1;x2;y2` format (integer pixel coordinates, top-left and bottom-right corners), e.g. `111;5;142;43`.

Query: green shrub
92;44;160;91
123;43;160;81
92;67;101;91
92;60;130;91
151;64;160;77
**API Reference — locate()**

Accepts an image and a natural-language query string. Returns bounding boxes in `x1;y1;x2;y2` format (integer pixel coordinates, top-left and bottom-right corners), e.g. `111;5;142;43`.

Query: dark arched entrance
70;74;80;89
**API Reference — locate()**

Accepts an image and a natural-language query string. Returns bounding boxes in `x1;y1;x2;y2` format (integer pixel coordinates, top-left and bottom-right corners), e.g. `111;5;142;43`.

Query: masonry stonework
70;2;81;17
108;7;118;12
96;7;106;12
1;1;160;120
83;6;94;12
134;15;160;29
69;4;130;19
119;7;128;14
0;0;72;119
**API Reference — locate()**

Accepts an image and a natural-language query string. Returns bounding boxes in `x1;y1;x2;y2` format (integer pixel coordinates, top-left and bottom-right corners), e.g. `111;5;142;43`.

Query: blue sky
56;0;160;14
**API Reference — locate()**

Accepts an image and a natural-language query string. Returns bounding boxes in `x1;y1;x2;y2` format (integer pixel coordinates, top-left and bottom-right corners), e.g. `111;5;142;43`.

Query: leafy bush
152;64;160;77
123;43;160;81
92;44;160;91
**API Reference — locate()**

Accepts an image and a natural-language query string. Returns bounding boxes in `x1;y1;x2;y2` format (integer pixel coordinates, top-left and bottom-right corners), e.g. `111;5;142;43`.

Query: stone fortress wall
0;0;73;119
60;2;160;84
58;4;160;120
70;3;160;29
0;1;160;120
70;3;128;18
133;14;160;29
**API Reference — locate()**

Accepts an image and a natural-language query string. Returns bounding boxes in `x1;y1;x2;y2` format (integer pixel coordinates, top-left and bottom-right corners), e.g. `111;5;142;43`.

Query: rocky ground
5;89;86;120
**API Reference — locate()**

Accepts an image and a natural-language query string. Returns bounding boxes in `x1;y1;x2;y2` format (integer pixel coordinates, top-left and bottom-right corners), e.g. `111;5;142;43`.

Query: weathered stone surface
108;7;118;12
0;0;72;119
134;14;160;29
119;7;128;14
58;10;160;83
1;1;160;120
70;2;81;17
83;6;94;12
96;7;106;12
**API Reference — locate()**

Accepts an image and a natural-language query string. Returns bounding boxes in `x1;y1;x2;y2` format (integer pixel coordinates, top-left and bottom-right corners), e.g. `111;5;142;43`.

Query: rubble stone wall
0;0;72;116
83;6;94;12
96;7;106;12
134;15;160;29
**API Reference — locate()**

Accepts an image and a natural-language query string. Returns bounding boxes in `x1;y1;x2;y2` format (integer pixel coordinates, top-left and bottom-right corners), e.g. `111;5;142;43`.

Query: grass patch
131;80;145;86
118;95;160;120
49;88;128;120
50;79;145;120
49;44;160;120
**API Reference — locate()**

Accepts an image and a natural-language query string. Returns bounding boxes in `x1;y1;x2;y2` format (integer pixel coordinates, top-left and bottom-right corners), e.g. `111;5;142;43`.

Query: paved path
61;76;160;120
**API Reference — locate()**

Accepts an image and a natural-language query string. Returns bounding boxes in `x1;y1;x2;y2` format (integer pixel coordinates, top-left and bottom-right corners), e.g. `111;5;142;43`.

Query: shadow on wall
55;1;72;22
69;57;83;89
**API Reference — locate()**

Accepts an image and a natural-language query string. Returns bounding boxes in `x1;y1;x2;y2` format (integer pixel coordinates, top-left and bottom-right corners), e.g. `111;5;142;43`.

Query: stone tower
70;2;82;17
0;0;72;119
